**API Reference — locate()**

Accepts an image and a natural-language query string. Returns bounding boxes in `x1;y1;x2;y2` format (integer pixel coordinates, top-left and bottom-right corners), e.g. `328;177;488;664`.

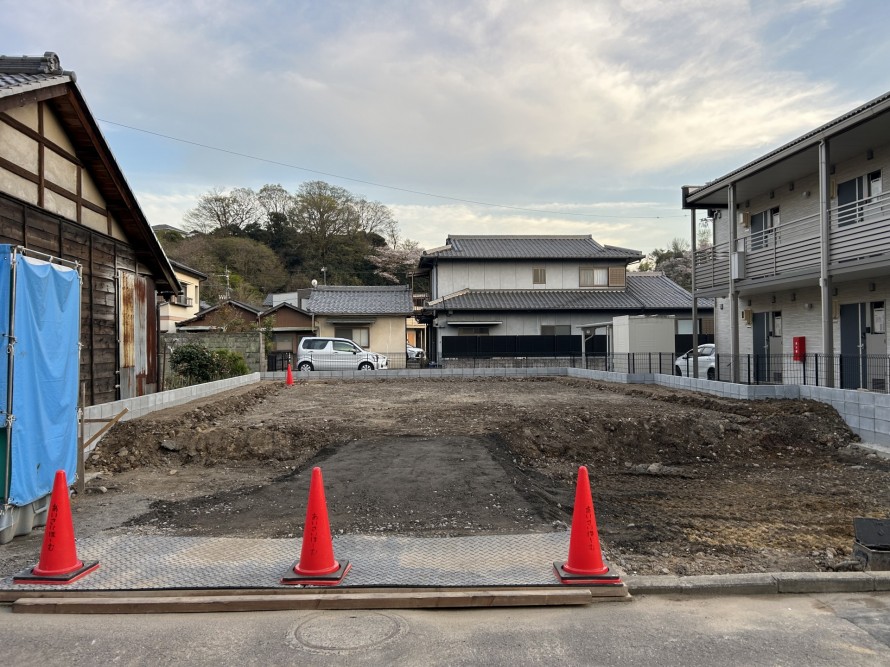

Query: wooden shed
0;53;179;405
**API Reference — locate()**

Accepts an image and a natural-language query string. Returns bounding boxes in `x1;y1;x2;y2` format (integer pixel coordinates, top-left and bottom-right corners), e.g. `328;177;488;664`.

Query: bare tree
183;187;262;235
256;183;295;220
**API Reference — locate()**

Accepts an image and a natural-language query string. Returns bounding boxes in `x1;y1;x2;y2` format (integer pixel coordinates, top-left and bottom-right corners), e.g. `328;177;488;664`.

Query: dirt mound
75;377;889;577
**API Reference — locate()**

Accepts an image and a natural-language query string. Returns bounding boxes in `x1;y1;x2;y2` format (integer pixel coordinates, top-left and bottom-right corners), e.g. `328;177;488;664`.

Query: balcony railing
694;190;890;290
170;295;194;307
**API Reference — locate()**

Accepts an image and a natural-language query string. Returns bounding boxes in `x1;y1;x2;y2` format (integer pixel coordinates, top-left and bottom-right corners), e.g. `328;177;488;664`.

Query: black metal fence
267;350;422;371
442;335;582;358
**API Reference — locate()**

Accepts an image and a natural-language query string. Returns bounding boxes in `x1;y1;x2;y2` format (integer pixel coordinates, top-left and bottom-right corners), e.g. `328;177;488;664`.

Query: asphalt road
1;592;888;666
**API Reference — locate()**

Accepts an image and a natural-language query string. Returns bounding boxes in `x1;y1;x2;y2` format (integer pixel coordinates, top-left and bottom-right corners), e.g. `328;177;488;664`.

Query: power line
96;118;686;220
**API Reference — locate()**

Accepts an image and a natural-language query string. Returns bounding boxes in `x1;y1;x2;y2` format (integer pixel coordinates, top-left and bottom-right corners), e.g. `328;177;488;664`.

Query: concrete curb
627;571;890;595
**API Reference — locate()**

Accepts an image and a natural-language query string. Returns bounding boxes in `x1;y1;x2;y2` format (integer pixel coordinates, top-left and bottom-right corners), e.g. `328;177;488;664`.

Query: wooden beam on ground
11;588;607;614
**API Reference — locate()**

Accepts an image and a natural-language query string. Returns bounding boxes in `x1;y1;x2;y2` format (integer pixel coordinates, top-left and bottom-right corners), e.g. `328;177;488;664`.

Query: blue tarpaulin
0;246;80;505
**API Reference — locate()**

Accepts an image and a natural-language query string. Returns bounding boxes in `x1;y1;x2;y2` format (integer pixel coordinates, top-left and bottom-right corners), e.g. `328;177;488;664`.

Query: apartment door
839;302;867;389
752;312;770;382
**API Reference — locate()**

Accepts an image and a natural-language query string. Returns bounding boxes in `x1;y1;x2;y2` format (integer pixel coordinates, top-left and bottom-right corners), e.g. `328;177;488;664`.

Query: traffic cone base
281;560;351;586
14;470;99;586
553;561;622;586
14;560;99;585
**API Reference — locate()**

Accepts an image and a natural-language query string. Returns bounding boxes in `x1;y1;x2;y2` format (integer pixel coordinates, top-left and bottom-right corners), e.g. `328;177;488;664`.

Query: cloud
2;0;869;254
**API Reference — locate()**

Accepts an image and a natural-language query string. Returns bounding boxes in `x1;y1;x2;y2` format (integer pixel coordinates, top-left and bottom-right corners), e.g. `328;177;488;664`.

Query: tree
184;187;263;236
367;239;423;284
639;238;693;291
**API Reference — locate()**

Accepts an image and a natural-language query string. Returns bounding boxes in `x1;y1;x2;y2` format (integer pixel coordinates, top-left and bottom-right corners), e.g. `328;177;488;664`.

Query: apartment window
579;267;609;287
750;207;778;250
541;325;571;335
872;301;886;335
457;327;489;335
334;327;370;347
533;267;546;285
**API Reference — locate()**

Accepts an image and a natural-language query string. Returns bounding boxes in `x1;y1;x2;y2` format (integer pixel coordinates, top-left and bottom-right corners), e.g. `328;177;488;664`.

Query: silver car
406;344;425;360
296;337;388;371
674;344;717;380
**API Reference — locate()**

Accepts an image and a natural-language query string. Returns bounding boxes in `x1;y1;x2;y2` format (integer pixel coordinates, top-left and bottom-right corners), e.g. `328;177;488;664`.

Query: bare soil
3;377;889;578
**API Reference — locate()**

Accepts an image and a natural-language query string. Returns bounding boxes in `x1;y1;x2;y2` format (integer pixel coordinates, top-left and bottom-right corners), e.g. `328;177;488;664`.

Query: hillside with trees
156;181;424;306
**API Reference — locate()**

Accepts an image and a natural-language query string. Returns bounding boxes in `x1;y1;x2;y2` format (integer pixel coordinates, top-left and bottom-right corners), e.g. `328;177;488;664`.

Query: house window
533;267;546;285
541;325;571;335
580;267;609;287
457;327;489;335
334;327;370;347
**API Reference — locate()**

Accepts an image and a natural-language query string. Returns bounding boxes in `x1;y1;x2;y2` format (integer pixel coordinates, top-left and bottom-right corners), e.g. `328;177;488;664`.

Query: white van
296;337;388;371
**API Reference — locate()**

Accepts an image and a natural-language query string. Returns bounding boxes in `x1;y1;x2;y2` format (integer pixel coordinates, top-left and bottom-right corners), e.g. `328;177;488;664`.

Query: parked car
406;344;425;360
674;344;717;380
296;337;388;371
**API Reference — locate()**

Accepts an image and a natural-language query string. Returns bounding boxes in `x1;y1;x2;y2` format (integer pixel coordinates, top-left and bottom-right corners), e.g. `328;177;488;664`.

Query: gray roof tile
307;285;413;315
427;273;712;312
0;53;73;97
425;235;642;260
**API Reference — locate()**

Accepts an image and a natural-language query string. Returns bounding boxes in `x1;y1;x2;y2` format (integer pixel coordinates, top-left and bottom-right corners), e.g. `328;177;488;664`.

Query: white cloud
2;0;872;254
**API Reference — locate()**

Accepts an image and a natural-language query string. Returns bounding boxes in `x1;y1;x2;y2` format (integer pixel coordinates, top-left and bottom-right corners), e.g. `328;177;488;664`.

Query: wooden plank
11;589;598;614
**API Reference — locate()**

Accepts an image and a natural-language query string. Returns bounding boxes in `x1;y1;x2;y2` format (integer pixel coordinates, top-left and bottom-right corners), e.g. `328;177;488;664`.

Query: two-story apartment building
416;235;710;362
683;90;890;391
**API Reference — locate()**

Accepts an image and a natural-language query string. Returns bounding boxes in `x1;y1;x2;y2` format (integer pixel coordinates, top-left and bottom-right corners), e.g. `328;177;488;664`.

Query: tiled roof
423;235;642;261
0;53;74;97
307;285;414;315
426;273;713;312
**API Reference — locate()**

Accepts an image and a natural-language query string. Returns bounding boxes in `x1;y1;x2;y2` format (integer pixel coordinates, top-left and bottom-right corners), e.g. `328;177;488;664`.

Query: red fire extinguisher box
792;336;806;362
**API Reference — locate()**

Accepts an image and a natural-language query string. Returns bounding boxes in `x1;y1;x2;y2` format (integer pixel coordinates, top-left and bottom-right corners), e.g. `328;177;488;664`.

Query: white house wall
434;260;624;294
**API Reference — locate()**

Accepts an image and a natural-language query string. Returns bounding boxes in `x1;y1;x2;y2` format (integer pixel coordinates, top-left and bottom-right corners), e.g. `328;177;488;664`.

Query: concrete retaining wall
83;373;262;454
161;332;266;374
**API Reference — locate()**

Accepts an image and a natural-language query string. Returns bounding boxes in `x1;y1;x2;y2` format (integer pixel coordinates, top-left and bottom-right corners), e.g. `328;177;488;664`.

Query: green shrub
214;349;250;377
170;343;249;384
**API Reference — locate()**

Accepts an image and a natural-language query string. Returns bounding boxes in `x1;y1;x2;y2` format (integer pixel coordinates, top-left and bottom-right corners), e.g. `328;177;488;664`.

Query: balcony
169;295;194;307
694;190;890;294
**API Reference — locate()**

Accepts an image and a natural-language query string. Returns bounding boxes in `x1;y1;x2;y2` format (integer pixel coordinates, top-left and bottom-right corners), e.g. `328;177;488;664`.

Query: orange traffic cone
553;465;622;585
285;363;294;386
14;470;99;585
281;466;350;585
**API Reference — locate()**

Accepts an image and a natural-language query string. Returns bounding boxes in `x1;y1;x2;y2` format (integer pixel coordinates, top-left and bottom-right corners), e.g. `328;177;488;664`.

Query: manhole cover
287;611;407;654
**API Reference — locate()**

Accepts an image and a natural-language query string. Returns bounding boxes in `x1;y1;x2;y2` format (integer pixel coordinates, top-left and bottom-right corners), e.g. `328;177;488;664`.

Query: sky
4;0;890;254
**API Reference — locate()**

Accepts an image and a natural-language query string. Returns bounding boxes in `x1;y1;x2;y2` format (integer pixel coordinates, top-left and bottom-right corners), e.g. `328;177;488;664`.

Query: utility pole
216;266;232;301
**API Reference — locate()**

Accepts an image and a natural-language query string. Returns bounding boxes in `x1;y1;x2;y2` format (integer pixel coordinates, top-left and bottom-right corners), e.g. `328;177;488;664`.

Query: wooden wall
0;192;157;406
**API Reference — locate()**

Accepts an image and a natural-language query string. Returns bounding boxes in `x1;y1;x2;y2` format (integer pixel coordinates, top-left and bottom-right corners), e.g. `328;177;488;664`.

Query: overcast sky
5;0;890;253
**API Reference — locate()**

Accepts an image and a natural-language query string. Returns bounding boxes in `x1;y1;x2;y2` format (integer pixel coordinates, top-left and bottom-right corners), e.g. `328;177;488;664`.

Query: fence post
815;354;820;387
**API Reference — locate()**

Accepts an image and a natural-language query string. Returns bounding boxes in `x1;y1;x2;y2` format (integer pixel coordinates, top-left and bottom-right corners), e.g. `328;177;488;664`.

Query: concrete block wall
161;332;266;373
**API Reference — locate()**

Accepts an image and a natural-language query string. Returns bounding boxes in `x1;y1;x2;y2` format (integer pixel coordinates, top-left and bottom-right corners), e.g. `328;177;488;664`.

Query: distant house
260;301;315;368
304;285;414;357
682;89;890;389
176;300;263;331
159;260;207;333
0;52;179;403
416;235;711;362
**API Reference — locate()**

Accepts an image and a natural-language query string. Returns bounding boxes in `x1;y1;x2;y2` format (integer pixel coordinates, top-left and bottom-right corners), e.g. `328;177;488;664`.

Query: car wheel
358;362;374;371
297;361;313;372
707;367;715;381
674;367;682;376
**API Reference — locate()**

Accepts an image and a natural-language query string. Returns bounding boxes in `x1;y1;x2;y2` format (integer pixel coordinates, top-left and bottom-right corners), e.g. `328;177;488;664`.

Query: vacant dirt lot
3;377;888;578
